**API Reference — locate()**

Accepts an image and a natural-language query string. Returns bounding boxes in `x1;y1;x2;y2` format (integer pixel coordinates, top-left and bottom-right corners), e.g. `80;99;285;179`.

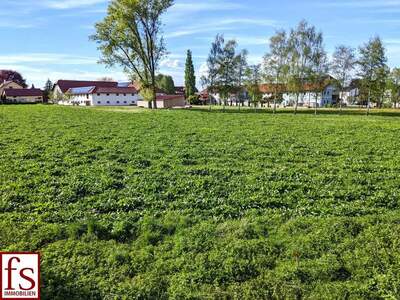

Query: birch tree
358;36;388;114
331;45;356;112
264;30;289;114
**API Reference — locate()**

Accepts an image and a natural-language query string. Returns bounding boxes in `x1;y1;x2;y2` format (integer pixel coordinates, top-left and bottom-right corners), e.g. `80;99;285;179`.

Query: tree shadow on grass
189;106;400;118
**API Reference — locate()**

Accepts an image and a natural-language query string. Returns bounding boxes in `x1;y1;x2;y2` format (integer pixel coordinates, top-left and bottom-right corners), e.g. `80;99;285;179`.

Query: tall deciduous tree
358;36;388;114
264;30;289;113
91;0;173;109
184;50;196;100
387;68;400;108
201;34;224;107
235;49;248;106
309;37;328;115
215;38;240;109
245;64;263;109
331;45;356;111
287;20;323;114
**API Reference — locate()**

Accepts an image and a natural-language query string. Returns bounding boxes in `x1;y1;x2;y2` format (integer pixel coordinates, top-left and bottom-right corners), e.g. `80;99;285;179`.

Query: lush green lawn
1;105;400;299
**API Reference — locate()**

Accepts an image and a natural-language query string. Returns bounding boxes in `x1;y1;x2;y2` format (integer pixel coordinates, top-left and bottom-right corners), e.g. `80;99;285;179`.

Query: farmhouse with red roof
2;87;43;103
56;82;140;106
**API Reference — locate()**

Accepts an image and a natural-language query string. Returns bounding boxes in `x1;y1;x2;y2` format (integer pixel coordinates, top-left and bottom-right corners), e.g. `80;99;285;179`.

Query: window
117;101;120;104
132;93;135;96
132;100;135;103
116;93;119;96
106;101;110;104
97;93;100;96
86;94;89;99
124;101;127;104
97;101;101;104
123;93;126;96
106;93;110;96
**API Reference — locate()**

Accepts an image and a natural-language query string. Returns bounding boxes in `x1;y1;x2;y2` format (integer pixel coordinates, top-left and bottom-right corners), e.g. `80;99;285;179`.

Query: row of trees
201;20;400;113
91;1;399;111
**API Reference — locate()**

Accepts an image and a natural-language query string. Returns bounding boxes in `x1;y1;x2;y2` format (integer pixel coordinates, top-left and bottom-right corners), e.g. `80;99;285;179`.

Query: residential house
2;88;43;103
0;80;23;95
260;78;340;108
60;86;140;106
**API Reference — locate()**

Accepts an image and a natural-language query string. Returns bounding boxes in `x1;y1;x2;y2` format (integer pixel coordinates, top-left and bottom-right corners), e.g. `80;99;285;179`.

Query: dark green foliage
185;50;196;99
2;105;400;299
156;74;176;94
43;79;53;103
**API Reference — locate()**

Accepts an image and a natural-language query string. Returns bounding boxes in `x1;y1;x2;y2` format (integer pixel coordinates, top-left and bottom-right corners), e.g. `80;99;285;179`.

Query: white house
260;81;340;108
59;86;141;106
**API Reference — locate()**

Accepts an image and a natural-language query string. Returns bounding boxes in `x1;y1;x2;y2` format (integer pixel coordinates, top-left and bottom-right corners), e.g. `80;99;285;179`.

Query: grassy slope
1;105;400;299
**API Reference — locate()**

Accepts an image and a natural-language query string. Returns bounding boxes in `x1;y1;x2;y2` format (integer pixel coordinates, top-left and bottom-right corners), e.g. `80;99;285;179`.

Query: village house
0;80;24;95
2;88;43;103
260;80;340;108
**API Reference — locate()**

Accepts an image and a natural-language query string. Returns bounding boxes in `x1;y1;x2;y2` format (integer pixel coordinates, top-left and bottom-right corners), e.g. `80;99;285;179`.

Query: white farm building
54;80;141;106
65;86;140;106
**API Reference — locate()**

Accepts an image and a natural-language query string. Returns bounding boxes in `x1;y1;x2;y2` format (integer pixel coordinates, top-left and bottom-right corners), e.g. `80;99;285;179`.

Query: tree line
91;0;399;111
201;20;400;114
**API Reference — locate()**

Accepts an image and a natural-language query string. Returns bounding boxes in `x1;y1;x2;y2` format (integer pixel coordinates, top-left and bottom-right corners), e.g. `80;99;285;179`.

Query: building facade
2;88;43;103
58;86;140;106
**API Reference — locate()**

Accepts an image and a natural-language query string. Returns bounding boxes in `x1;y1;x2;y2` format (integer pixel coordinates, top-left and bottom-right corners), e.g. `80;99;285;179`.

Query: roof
55;80;118;93
67;86;138;95
157;95;185;101
3;88;43;97
68;86;96;94
95;87;138;94
0;81;23;89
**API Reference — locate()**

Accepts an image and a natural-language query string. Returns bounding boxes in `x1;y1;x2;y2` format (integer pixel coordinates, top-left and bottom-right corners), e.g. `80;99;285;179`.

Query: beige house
137;95;187;109
0;81;23;95
2;88;43;103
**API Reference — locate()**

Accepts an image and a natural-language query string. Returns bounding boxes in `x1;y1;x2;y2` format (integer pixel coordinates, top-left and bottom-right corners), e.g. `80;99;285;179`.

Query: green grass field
1;105;400;299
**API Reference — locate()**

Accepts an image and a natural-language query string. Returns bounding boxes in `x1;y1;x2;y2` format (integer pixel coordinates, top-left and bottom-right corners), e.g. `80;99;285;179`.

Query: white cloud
321;0;400;8
160;58;183;69
0;21;35;29
0;64;127;87
43;0;109;9
169;1;244;14
0;53;97;65
166;18;277;39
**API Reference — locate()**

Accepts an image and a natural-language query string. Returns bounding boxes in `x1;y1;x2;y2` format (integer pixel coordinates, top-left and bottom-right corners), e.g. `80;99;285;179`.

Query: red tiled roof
157;95;185;101
3;88;43;97
94;87;138;94
56;80;118;93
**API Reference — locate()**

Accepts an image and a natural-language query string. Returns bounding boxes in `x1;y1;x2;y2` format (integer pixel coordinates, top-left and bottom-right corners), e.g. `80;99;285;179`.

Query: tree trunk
314;93;318;115
152;84;157;109
367;89;371;116
294;93;299;115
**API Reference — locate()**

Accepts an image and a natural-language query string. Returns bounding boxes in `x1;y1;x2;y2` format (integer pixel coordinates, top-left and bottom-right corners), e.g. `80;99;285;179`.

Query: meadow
1;105;400;299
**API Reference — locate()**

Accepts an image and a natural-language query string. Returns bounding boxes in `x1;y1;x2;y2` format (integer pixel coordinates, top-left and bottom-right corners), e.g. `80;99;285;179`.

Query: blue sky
1;0;400;88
